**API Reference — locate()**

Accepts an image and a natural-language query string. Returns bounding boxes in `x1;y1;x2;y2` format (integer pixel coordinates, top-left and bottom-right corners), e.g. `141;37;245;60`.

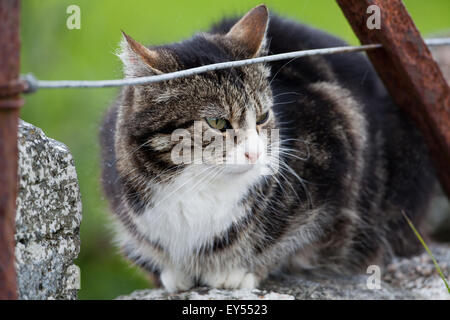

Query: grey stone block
117;244;450;300
15;120;82;300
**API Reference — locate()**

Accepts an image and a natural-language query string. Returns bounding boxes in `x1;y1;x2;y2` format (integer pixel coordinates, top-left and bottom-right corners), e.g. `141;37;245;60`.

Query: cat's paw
202;269;258;290
160;269;195;293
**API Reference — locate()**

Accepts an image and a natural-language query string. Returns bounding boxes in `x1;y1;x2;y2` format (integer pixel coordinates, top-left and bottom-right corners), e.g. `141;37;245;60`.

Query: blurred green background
20;0;450;299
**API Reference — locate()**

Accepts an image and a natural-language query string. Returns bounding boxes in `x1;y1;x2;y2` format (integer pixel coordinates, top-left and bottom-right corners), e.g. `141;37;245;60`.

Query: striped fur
99;6;436;292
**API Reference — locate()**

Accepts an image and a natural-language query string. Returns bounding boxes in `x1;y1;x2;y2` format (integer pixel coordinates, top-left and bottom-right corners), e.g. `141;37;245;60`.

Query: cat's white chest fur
133;166;257;263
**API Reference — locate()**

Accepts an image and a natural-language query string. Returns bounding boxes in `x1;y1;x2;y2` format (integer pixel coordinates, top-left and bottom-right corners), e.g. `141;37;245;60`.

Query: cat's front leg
160;268;195;293
201;268;259;290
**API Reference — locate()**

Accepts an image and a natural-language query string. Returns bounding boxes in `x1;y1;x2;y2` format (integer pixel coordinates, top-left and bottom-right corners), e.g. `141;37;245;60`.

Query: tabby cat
100;5;435;292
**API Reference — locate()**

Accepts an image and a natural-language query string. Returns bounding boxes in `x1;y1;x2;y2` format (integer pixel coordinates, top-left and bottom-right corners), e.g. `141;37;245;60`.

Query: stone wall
15;120;82;300
117;245;450;300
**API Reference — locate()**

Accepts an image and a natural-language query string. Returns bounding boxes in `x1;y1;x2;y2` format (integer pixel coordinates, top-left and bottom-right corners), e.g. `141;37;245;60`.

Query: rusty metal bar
0;0;22;300
336;0;450;198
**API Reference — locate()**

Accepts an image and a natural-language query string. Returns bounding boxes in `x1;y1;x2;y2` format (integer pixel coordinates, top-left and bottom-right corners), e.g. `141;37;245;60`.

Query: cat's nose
245;151;261;163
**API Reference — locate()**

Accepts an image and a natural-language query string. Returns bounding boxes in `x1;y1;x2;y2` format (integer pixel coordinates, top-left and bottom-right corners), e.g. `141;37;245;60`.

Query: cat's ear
226;4;269;58
118;31;164;77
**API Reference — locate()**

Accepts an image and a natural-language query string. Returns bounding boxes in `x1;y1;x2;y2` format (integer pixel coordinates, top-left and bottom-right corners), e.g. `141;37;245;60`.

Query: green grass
402;211;450;294
20;0;450;299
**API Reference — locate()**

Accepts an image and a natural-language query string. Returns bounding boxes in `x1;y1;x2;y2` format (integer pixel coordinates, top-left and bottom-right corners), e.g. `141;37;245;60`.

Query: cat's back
211;14;387;101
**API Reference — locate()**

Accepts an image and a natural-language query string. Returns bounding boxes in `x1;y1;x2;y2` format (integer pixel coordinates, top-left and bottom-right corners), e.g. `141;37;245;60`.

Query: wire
22;38;450;93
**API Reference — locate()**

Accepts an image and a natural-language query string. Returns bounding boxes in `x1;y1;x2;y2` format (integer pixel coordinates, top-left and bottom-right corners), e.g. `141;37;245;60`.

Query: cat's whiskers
272;100;298;106
146;164;184;186
280;137;311;149
268;138;311;162
278;159;313;208
113;166;182;210
272;91;302;99
137;165;187;206
267;157;301;200
254;184;283;216
119;163;181;187
277;149;309;162
265;138;313;207
267;165;293;198
150;165;217;215
111;138;153;168
189;166;225;195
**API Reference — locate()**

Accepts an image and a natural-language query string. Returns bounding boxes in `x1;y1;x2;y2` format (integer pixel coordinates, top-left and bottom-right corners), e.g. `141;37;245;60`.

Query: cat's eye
256;111;270;125
205;118;232;132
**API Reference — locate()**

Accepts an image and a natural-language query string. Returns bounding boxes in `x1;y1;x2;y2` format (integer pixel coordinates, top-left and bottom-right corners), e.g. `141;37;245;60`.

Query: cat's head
115;5;278;185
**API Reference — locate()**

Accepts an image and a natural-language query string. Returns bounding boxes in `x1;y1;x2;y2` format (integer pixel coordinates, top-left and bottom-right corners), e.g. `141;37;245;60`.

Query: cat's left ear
226;4;269;58
118;31;164;77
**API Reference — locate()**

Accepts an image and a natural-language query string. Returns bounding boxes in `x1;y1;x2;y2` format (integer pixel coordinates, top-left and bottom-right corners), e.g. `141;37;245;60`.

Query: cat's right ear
226;4;269;58
118;31;164;77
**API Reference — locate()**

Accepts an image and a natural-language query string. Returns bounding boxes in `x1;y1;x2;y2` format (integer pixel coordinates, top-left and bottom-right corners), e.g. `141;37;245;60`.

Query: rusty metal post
0;0;22;300
336;0;450;198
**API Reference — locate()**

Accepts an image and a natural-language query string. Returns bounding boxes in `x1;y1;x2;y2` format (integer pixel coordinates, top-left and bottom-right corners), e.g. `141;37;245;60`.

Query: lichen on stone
15;120;82;300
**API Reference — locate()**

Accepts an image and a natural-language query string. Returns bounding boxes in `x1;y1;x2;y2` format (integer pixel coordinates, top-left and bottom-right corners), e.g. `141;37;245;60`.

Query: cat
99;5;436;292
